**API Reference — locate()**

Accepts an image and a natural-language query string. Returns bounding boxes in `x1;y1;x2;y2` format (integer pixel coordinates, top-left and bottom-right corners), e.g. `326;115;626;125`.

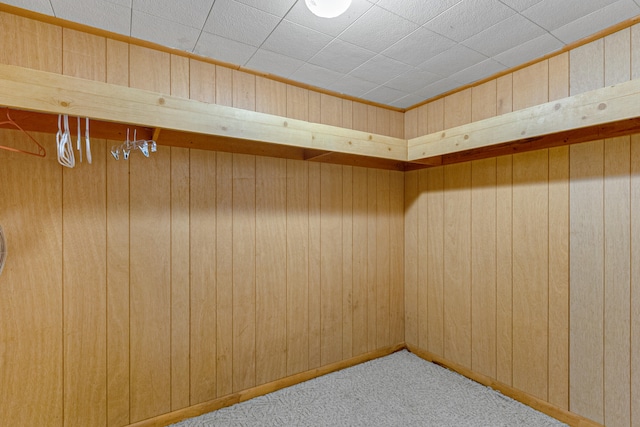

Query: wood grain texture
470;158;497;379
256;157;288;384
0;133;63;427
570;39;604;96
352;166;370;355
426;167;444;357
603;136;631;427
605;28;631;87
512;149;549;400
376;170;391;348
308;162;322;369
403;170;418;348
631;134;640;427
417;170;429;351
513;61;548;111
286;159;310;375
443;162;472;368
367;169;378;352
495;155;513;386
570;140;605;423
389;171;405;345
190;59;216;103
342;166;354;359
190;149;218;404
232;153;257;392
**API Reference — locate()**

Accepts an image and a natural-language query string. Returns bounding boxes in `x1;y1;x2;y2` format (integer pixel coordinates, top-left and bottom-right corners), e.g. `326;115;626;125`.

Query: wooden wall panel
403;170;418;348
605;28;631;87
0;135;63;427
232;153;257;392
320;163;344;365
495;155;513;386
426;167;444;357
308;161;321;369
376;170;391;348
470;158;497;379
443;162;472;368
256;77;286;116
256;157;287;384
513;61;548;110
631;134;640;427
548;53;569;102
0;12;62;72
352;166;370;355
190;60;216;103
570;140;605;423
216;152;234;397
190;149;218;404
603;137;631;427
367;168;378;352
417;171;429;350
342;165;354;359
389;171;405;345
570;40;604;96
512;150;549;400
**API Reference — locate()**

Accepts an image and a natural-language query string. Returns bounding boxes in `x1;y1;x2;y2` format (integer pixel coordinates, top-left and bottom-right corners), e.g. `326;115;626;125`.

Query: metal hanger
0;108;46;157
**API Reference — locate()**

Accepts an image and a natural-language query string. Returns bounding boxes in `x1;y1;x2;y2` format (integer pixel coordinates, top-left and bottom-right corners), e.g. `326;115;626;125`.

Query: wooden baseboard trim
127;343;405;427
405;345;603;427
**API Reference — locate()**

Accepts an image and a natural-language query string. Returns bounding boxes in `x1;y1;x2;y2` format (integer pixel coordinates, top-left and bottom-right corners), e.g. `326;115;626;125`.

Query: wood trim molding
405;345;603;427
127;344;405;427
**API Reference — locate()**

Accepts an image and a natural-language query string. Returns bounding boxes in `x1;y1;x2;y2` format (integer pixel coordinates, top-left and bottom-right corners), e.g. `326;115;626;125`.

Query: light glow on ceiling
305;0;352;18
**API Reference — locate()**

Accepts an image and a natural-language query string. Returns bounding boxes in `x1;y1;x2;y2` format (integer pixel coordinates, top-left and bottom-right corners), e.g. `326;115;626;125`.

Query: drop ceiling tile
498;0;544;12
49;0;131;34
2;0;53;15
284;0;374;37
233;0;297;17
289;62;342;88
194;31;258;65
132;10;201;51
551;0;640;43
338;5;419;53
326;74;379;98
417;77;462;100
245;48;304;78
261;20;334;61
350;54;413;85
108;0;132;7
493;32;563;67
450;58;506;85
462;14;546;57
376;0;462;25
384;68;441;92
363;85;407;105
390;93;427;109
521;0;619;31
417;44;486;76
381;27;457;67
203;0;281;47
308;39;376;74
425;0;515;42
132;0;214;29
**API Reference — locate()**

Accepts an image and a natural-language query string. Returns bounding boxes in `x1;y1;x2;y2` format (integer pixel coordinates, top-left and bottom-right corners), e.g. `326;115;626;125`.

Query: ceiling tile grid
3;0;640;108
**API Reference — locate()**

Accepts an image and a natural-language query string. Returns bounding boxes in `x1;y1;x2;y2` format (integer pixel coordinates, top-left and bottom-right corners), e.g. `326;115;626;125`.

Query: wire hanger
0;108;46;157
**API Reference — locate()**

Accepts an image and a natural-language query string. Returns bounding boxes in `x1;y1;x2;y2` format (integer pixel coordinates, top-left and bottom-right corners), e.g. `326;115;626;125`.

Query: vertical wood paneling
308;162;322;368
443;162;472;368
216;152;234;397
62;138;107;427
548;146;569;409
129;145;172;422
320;94;343;127
170;55;191;412
342;99;353;131
443;89;471;128
603;137;631;427
320;163;344;365
403;170;418;348
232;153;256;392
426;167;444;357
129;45;172;423
549;53;569;102
496;74;513;115
416;104;428;136
570;140;605;423
286;160;310;375
62;27;107;427
367;168;378;351
215;66;233;107
0;136;63;427
495;155;513;386
0;12;62;72
389;171;405;344
632;23;640;79
631;134;640;427
404;108;418;139
256;77;286;116
417;170;429;350
471;80;497;121
513;61;548;110
190;150;217;404
512;150;549;400
190;60;216;103
376;170;391;348
287;85;309;121
105;38;129;427
352;167;370;355
232;70;256;111
256;157;287;385
471;158;497;379
605;28;631;87
570;40;605;95
342;166;354;359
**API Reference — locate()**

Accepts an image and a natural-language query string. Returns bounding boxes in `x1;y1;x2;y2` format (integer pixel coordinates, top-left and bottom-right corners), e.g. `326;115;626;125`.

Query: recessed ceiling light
305;0;352;18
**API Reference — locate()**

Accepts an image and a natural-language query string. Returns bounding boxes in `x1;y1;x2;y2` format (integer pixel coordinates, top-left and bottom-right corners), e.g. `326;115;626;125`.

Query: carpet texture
171;350;567;427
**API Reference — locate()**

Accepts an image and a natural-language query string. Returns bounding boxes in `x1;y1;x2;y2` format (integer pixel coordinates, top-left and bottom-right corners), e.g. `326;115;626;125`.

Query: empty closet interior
1;6;639;427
